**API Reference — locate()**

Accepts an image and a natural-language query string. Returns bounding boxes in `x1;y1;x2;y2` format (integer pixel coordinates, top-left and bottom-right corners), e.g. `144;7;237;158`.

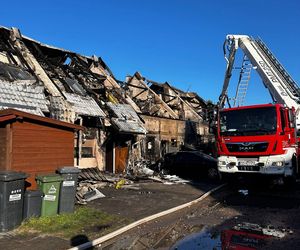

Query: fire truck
216;35;300;184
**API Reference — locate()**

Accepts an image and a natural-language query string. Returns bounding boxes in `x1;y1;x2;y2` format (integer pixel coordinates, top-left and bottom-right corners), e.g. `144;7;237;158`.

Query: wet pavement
104;181;300;250
0;179;218;250
1;178;300;249
86;181;218;220
171;226;221;249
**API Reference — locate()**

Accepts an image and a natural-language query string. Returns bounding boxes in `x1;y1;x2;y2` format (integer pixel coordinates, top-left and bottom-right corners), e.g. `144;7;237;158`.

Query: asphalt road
1;177;300;249
0;179;218;250
103;180;300;250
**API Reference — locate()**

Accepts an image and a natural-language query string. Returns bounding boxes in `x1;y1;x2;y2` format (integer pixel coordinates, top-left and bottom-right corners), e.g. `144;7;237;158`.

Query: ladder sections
233;55;252;107
254;38;300;104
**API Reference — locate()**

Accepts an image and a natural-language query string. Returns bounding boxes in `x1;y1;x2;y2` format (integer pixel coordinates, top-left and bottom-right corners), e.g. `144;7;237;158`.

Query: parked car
160;151;219;180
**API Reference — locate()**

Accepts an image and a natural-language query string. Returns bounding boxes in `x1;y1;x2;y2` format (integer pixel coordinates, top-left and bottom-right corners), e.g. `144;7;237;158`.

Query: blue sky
1;0;299;104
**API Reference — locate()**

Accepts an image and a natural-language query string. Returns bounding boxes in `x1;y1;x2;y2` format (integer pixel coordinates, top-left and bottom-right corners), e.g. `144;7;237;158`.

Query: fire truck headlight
271;161;284;167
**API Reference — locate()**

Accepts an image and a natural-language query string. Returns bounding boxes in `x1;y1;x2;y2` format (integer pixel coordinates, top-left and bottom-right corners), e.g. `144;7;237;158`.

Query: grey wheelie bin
36;174;63;216
23;190;43;219
0;171;27;232
57;167;81;213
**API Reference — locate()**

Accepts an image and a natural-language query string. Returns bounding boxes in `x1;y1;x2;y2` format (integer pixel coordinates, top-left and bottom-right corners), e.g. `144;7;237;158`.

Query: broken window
74;147;94;158
81;147;94;158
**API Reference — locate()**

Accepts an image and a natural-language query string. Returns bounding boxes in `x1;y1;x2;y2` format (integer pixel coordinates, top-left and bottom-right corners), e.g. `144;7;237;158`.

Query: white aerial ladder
218;35;300;131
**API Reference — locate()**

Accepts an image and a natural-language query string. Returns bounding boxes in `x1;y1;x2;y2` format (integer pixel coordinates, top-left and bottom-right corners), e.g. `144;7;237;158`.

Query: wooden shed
0;109;83;189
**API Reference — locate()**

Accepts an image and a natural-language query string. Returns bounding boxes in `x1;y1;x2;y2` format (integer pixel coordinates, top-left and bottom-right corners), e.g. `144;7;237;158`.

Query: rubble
78;168;108;182
76;168;110;204
83;189;106;202
126;159;154;177
161;175;191;185
75;167;191;204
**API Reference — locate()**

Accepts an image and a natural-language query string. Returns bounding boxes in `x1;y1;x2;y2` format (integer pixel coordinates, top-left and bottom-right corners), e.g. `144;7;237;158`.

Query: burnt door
115;145;129;174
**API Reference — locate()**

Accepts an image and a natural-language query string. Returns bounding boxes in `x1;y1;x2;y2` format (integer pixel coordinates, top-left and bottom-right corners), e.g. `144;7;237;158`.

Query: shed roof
0;109;84;130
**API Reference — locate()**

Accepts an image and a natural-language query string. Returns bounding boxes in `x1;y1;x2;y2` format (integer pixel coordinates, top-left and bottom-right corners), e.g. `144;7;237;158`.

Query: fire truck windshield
220;107;277;136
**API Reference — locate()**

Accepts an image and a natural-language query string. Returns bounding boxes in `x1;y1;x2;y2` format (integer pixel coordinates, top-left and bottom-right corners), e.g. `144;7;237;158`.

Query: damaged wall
124;72;211;162
141;115;209;162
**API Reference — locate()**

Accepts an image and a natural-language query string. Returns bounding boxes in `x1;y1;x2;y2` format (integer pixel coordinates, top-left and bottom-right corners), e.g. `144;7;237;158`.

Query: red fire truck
216;35;300;184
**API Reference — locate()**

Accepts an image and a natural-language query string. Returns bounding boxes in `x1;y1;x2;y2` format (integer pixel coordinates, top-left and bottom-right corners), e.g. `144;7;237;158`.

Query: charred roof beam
6;31;40;82
29;42;73;94
0;37;19;66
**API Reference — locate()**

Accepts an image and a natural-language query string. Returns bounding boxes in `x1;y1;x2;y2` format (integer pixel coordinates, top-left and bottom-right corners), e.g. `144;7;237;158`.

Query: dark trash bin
23;190;43;219
0;171;27;232
57;167;81;213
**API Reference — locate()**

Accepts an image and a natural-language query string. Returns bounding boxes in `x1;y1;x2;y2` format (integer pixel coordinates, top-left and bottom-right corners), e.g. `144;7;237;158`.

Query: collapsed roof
0;26;146;134
125;72;207;121
0;26;209;136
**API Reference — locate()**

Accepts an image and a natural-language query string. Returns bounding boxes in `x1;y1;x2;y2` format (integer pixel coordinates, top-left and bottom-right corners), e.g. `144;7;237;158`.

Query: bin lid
0;171;28;181
36;174;64;183
57;166;81;174
25;190;44;198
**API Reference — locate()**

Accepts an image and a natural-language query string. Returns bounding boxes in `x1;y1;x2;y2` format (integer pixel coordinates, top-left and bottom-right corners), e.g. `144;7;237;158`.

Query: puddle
170;226;221;250
171;223;289;250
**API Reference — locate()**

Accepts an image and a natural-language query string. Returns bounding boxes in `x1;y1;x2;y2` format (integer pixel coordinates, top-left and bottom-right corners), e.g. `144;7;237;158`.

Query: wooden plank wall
0;126;7;170
11;121;75;189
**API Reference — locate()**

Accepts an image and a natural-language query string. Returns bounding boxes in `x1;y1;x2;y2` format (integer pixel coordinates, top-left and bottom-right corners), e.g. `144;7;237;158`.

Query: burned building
0;26;212;174
124;72;211;162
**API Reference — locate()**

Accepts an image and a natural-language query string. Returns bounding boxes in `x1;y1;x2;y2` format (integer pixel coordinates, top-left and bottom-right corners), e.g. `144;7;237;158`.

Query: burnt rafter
126;74;179;119
0;36;19;66
165;96;177;104
149;85;180;101
133;88;148;99
25;41;109;111
126;83;148;91
67;54;107;83
29;42;72;93
5;31;39;82
30;43;102;98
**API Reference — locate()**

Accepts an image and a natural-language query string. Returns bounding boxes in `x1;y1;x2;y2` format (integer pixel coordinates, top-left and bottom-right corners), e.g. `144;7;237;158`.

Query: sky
1;0;299;105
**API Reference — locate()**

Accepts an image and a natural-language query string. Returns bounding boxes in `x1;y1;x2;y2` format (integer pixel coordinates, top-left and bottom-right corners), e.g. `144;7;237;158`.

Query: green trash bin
36;174;63;216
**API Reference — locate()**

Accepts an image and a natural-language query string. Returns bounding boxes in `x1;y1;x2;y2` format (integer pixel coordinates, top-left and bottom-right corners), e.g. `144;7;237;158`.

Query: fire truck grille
225;142;269;153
